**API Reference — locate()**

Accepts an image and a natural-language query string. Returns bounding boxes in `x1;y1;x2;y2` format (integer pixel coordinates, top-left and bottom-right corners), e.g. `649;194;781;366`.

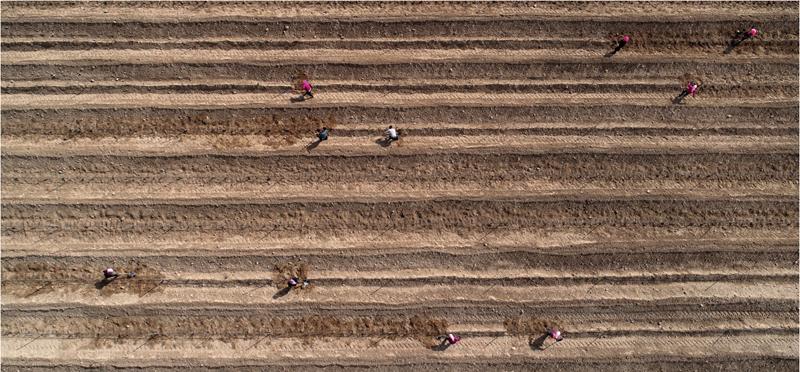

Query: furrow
4;80;796;97
4;61;796;82
4;49;797;65
3;1;797;20
3;281;797;307
2;38;796;56
2;18;797;42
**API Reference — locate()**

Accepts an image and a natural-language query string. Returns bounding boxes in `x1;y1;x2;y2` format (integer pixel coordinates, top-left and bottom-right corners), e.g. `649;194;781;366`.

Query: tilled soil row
4;93;795;111
4;153;794;183
2;106;796;138
1;127;796;142
5;298;796;323
2;336;796;368
3;1;796;20
2;274;796;300
3;248;796;280
2;199;796;240
4;49;794;67
1;313;794;339
2;357;796;372
1;314;450;339
3;60;795;82
4;240;797;272
2;38;796;55
3;81;797;97
3;136;795;158
3;18;796;41
7;182;794;205
7;281;792;308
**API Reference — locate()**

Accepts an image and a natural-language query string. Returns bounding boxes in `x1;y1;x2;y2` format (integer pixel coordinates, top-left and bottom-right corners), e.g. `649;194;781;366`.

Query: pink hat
623;35;631;43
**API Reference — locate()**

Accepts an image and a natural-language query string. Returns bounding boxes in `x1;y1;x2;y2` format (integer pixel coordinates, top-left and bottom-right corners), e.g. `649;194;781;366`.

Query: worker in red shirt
726;27;760;53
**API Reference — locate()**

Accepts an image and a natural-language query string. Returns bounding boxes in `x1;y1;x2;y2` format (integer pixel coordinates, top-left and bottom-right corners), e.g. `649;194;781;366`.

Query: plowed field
1;2;798;371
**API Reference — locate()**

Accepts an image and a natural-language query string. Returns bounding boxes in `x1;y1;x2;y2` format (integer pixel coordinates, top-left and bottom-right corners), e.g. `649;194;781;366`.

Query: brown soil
1;1;797;370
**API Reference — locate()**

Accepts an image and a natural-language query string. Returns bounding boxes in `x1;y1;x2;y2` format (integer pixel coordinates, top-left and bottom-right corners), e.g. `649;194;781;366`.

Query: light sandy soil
1;1;798;371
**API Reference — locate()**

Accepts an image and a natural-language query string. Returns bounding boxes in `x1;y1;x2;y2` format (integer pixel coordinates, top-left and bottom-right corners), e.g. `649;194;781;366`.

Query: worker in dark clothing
317;127;329;141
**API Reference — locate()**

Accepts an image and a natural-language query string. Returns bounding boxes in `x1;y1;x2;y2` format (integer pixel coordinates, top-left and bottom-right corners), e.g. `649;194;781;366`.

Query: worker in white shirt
102;267;119;281
385;125;399;143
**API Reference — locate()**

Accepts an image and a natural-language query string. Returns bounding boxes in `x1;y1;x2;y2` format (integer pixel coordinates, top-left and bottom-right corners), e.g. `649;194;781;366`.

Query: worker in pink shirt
446;333;461;345
434;333;461;349
548;327;564;342
611;35;631;55
301;79;314;99
740;27;759;41
726;27;760;53
687;81;699;97
606;34;631;57
674;80;700;103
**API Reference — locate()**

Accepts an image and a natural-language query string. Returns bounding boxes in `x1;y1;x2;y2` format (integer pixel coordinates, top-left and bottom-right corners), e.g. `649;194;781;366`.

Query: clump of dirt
503;317;561;335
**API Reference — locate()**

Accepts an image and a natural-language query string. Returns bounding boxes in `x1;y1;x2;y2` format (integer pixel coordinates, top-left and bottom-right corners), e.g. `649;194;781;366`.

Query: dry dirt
1;1;798;371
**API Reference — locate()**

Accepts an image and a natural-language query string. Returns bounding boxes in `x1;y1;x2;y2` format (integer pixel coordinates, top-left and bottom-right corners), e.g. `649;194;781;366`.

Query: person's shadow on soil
290;95;306;103
529;334;549;350
305;139;321;152
672;92;689;105
603;49;620;58
375;137;392;148
724;33;746;54
95;277;116;290
431;337;452;351
724;38;747;54
272;286;291;299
